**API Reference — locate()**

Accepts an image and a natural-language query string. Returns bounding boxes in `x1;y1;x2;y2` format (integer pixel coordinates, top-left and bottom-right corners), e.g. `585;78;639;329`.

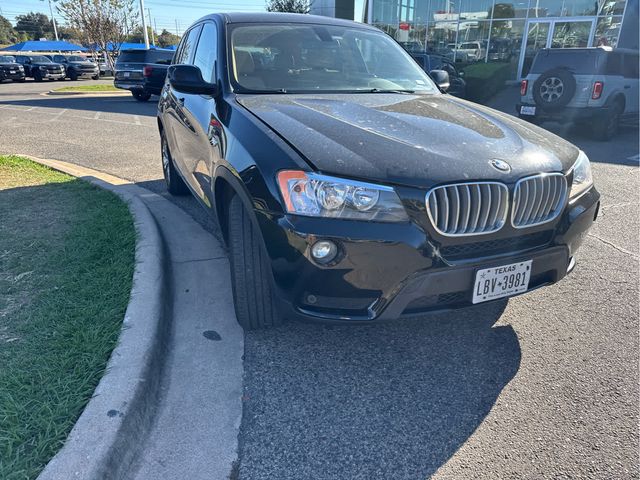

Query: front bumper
41;71;66;79
0;71;25;80
258;187;600;323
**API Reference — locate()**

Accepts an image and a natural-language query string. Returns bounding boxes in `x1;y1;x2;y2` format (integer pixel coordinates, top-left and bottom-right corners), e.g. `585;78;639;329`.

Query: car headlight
276;171;409;222
569;150;593;201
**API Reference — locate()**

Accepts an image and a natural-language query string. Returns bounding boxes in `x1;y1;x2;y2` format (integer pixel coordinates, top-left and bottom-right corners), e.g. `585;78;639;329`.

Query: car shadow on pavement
0;96;158;117
239;299;520;480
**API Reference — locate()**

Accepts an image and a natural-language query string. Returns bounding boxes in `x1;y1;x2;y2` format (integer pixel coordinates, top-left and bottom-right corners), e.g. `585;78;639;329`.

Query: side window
54;55;64;63
193;22;218;83
605;53;622;75
173;25;202;65
623;54;639;79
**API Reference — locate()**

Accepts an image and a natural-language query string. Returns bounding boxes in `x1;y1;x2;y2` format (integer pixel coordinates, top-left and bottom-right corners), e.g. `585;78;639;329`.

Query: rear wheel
592;101;623;141
228;195;282;330
132;91;152;102
161;133;189;195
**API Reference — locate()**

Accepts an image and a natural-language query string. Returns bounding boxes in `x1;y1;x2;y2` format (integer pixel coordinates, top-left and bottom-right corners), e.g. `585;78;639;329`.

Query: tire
161;133;189;195
69;70;78;81
18;78;26;83
132;91;152;102
592;101;623;141
33;71;42;82
92;74;100;80
532;68;576;110
228;195;282;330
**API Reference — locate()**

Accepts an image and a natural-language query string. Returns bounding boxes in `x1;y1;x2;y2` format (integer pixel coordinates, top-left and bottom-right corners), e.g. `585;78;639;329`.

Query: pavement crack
172;255;227;264
587;233;639;259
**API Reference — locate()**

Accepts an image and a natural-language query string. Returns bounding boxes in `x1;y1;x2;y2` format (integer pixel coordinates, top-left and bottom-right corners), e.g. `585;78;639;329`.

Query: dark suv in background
114;48;174;101
0;55;25;82
15;55;66;81
47;54;99;81
409;52;467;98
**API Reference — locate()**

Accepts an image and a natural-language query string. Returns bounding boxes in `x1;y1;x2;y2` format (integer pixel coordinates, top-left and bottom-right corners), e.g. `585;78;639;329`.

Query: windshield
229;23;439;94
0;56;16;63
31;56;52;63
67;55;86;62
459;43;478;49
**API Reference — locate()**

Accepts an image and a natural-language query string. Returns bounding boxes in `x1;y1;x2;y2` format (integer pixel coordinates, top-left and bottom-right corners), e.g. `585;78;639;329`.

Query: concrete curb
47;90;130;96
25;156;172;480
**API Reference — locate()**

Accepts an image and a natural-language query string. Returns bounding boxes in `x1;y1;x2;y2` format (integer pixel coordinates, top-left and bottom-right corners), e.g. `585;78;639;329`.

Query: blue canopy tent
1;40;87;52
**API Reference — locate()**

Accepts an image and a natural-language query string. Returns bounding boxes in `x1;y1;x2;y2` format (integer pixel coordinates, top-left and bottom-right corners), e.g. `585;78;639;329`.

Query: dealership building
360;0;639;79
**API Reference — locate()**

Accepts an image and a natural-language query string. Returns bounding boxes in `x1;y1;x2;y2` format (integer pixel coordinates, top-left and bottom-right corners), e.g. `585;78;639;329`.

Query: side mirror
430;69;450;91
168;64;218;96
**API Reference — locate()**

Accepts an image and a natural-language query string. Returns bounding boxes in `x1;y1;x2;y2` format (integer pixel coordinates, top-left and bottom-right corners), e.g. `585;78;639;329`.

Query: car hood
237;93;579;188
69;61;95;65
32;62;63;67
0;62;19;67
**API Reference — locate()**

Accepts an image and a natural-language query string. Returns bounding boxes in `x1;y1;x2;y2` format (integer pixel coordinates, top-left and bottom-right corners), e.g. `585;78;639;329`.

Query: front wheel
33;72;43;82
92;74;100;80
228;195;282;330
69;71;78;81
132;91;152;102
161;133;189;195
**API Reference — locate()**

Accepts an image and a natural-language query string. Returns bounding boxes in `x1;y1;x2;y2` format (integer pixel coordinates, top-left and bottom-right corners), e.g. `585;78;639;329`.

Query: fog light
311;240;338;264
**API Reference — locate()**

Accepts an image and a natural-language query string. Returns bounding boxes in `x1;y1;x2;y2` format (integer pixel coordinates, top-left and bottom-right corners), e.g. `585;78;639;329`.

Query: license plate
472;260;532;304
123;71;130;77
520;105;536;116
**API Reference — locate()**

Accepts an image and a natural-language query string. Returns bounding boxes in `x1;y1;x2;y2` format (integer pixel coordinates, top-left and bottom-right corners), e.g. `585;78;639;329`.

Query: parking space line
48;108;67;122
134;115;141;126
94;111;101;120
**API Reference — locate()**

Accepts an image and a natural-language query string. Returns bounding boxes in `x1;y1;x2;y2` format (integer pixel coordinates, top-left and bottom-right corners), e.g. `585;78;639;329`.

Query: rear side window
530;51;600;74
192;23;218;83
146;50;174;64
623;54;639;79
174;26;202;65
117;50;173;64
605;53;622;75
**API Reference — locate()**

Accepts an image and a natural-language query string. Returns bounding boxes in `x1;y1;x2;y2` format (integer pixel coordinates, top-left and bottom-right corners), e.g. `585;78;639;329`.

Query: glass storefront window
529;0;598;17
459;0;494;20
598;0;627;16
593;15;624;47
550;21;593;47
488;19;524;77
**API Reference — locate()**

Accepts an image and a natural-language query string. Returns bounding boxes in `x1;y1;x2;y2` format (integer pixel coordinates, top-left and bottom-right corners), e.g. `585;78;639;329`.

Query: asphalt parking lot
1;80;638;479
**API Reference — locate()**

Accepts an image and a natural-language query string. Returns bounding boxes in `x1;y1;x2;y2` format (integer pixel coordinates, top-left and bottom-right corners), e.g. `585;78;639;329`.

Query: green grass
0;155;135;480
53;84;120;93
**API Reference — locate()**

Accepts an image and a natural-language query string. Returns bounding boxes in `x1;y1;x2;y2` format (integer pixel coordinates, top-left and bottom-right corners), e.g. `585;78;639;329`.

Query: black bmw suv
157;13;600;330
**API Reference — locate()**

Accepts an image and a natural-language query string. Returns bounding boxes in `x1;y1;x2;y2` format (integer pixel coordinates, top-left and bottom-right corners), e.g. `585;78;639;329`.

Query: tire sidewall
533;68;576;110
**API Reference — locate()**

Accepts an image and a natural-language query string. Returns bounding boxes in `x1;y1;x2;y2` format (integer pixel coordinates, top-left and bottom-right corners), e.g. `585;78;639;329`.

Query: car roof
193;12;378;31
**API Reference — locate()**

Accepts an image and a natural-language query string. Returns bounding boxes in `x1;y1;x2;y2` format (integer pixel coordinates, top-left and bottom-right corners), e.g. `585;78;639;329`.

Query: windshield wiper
367;88;416;94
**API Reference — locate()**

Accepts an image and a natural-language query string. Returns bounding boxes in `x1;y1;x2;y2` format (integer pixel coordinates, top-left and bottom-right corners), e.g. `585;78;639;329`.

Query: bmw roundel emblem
490;159;511;173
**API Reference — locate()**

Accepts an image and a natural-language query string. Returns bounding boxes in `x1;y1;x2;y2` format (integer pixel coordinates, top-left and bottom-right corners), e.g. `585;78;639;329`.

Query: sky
1;0;365;36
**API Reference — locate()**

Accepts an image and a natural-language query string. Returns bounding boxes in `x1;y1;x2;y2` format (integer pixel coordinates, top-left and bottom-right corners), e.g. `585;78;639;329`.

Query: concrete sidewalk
30;158;243;480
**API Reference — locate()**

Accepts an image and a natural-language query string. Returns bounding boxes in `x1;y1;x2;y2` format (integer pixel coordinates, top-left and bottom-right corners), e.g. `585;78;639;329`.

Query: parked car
15;55;66;81
114;48;174;101
47;54;99;80
518;47;639;140
488;38;514;62
409;52;467;98
158;13;599;330
457;41;484;62
0;55;25;82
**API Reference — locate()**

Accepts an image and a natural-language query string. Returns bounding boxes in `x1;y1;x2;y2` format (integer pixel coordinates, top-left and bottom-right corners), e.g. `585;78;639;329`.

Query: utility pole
47;0;59;41
147;8;155;45
175;19;180;36
139;0;150;48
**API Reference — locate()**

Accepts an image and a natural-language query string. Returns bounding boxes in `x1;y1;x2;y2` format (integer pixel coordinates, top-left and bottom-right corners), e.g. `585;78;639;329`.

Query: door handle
624;85;631;89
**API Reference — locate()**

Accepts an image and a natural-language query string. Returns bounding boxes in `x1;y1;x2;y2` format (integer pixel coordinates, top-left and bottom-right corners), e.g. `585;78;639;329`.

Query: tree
0;15;18;44
127;25;154;43
55;0;139;69
157;29;180;48
15;12;54;40
266;0;310;14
